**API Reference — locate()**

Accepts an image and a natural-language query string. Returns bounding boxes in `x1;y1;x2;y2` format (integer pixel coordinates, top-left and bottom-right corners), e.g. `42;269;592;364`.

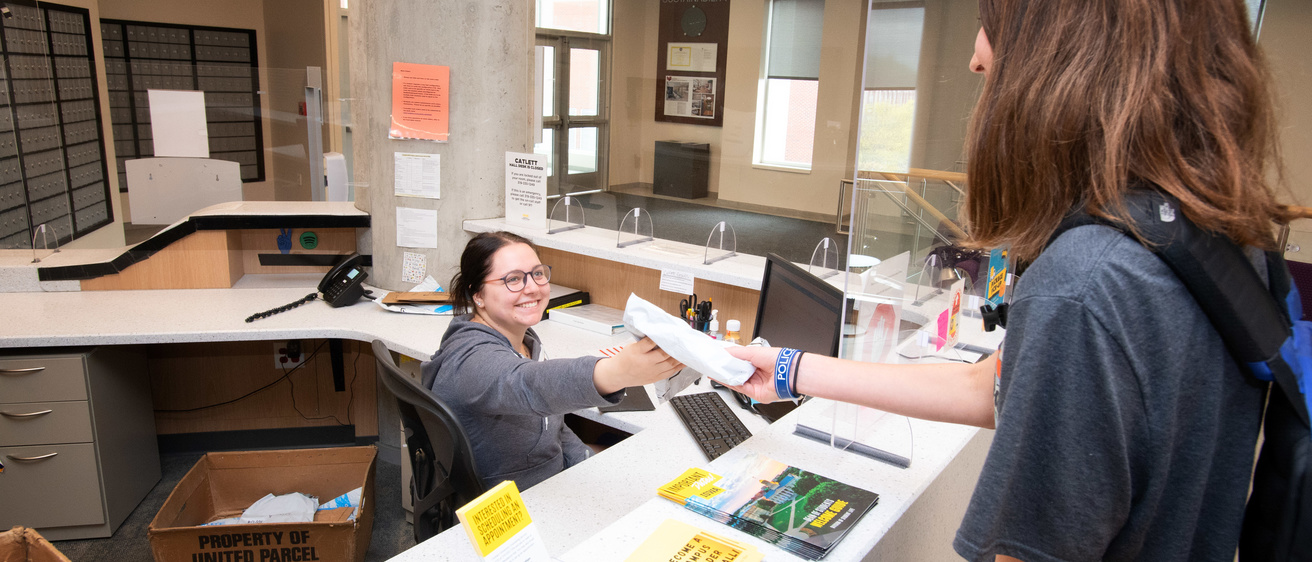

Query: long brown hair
965;0;1287;263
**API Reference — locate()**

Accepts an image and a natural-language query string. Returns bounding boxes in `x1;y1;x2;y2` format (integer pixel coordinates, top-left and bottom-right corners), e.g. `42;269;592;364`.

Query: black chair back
372;340;486;543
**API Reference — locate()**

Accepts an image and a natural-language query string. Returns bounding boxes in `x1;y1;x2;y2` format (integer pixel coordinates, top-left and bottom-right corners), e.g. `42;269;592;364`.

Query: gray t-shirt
954;225;1266;562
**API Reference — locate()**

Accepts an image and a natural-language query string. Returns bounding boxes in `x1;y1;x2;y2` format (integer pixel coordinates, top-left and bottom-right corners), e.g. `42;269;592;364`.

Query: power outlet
275;340;306;370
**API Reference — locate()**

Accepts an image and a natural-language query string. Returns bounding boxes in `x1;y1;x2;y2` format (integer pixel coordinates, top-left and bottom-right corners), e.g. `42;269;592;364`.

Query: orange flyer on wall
390;62;449;142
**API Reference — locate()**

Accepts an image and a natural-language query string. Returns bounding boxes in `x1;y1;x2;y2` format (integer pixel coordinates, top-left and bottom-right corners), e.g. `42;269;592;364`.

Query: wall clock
681;5;707;37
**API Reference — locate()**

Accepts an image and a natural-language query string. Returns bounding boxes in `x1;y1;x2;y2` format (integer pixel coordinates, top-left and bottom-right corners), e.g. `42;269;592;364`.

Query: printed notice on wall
390;62;450;142
659;269;696;295
396;207;438;249
666;43;717;73
394;152;441;199
504;152;547;229
663;76;716;120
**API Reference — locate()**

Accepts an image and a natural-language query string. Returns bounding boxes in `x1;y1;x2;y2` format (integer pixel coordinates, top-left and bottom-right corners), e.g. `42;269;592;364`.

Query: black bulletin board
655;1;731;127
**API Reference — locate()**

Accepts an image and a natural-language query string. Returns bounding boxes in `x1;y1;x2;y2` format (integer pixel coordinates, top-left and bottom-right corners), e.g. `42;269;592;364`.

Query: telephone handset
319;254;369;307
245;254;371;322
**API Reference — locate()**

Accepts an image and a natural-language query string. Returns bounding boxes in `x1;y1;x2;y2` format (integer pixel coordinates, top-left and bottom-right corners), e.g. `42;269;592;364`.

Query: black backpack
996;190;1312;560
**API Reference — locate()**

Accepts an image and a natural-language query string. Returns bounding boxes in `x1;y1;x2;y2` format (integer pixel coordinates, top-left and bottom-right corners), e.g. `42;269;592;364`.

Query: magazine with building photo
668;453;879;560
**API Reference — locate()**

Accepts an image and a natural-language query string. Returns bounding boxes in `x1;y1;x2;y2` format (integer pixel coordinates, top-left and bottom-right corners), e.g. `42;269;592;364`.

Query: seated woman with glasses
421;231;684;490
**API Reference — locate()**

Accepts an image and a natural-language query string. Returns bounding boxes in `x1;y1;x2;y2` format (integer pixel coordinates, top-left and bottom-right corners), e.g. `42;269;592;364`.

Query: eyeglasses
484;264;551;292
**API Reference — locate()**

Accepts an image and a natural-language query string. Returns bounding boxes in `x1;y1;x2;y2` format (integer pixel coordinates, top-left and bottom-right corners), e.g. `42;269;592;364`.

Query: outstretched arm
725;346;997;429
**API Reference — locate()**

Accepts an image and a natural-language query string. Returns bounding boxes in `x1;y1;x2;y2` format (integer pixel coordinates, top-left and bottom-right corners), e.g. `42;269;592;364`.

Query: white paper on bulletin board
396;207;438;249
666;43;717;73
394;152;441;199
147;89;209;158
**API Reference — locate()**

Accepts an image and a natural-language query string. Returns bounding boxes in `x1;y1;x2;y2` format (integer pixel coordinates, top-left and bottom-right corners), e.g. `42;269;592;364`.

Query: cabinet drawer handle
1;409;53;418
6;452;58;462
0;367;45;375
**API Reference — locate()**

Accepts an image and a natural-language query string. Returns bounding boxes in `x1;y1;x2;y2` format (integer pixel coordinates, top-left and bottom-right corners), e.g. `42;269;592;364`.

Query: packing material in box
0;526;72;562
147;446;375;562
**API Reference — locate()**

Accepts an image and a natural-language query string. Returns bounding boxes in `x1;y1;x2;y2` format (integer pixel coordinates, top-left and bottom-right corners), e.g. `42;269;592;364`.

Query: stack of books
657;454;879;560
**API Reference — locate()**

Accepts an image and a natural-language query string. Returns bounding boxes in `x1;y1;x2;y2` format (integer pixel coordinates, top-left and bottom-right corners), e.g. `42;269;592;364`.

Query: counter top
0;201;368;290
0;273;631;360
389;386;987;561
465;218;769;290
391;315;1002;561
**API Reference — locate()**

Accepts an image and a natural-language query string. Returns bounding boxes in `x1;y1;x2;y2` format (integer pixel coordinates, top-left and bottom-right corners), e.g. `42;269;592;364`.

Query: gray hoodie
420;315;622;490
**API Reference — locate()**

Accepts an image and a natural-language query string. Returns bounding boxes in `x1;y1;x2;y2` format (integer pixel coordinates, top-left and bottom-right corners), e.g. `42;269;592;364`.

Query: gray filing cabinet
0;347;161;540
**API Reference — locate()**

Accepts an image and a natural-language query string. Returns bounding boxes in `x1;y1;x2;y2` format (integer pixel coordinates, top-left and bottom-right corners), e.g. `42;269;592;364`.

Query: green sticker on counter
300;231;318;249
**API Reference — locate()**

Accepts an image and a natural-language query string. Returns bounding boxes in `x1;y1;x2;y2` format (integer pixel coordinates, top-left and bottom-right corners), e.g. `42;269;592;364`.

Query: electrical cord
156;339;361;429
154;341;328;413
286;340;358;426
246;293;318;322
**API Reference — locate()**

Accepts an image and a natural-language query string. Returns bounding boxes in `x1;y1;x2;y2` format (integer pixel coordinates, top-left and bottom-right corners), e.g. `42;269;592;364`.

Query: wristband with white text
774;348;802;400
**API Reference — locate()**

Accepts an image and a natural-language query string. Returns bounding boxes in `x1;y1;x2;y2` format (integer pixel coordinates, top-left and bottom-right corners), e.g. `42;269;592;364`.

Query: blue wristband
774;348;802;400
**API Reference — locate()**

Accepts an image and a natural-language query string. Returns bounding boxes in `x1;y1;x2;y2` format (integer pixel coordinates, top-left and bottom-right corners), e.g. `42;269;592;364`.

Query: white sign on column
504;152;547;228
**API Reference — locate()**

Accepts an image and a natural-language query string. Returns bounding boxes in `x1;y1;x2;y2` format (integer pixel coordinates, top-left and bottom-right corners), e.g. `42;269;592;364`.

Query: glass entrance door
535;33;610;197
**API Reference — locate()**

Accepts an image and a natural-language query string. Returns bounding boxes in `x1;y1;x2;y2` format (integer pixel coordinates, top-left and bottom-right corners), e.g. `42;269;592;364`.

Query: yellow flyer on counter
390;62;449;142
657;467;725;504
455;481;549;561
624;519;762;562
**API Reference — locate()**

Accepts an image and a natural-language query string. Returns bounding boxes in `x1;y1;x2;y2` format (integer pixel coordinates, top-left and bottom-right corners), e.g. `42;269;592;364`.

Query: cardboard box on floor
147;446;376;562
0;526;72;562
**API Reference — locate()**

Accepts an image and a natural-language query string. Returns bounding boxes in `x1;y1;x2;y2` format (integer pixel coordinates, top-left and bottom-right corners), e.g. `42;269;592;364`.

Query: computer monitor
735;254;845;422
752;253;845;357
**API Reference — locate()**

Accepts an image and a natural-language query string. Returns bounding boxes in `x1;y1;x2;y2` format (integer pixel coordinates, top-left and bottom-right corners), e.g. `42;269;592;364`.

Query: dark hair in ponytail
450;231;535;315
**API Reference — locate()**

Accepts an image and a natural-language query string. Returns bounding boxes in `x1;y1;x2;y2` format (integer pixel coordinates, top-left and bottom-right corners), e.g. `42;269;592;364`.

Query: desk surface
0;203;999;561
0;273;627;361
392;388;985;561
0;272;998;561
392;323;1001;562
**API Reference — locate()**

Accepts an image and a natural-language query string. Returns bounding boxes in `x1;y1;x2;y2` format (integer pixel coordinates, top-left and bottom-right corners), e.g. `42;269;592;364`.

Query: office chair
372;340;486;543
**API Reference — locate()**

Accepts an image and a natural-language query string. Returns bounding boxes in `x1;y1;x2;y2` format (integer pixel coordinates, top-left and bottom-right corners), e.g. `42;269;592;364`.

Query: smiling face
471;242;549;341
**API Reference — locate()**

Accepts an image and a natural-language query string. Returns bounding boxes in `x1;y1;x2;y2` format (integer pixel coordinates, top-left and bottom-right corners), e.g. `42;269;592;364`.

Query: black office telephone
319;254;369;307
245;254;370;322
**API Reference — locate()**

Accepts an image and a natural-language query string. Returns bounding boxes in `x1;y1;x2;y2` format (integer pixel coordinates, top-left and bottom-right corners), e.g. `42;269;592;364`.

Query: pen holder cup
693;320;709;332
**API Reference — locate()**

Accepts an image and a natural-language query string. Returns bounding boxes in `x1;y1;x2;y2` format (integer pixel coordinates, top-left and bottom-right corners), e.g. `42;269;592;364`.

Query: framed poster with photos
655;1;730;127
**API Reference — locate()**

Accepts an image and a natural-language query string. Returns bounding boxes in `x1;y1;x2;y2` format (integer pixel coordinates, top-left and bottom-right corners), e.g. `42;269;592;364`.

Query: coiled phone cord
245;293;318;323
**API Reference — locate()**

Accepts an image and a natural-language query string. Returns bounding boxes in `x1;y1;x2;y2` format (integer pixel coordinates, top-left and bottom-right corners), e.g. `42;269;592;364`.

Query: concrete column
350;1;533;458
350;0;534;293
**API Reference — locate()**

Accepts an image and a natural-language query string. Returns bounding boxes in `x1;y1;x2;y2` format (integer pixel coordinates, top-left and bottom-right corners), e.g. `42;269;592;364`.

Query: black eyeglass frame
483;264;552;292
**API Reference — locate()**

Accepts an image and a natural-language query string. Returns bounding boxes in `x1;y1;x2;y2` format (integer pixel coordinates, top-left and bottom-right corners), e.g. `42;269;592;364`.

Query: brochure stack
657;454;879;560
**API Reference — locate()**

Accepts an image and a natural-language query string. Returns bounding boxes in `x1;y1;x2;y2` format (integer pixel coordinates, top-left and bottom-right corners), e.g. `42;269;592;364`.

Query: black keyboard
669;392;753;461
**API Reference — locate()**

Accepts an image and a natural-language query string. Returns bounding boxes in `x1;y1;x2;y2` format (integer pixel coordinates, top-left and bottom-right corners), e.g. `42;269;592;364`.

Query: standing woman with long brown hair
725;0;1287;560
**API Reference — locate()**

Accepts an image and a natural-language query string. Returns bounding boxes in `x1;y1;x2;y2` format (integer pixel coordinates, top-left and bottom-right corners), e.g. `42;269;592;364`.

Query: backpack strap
1052;191;1309;426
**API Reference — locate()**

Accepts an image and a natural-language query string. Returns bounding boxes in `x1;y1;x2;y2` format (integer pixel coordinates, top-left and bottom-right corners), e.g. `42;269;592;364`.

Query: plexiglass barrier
616;207;654;248
548;195;586;234
792;174;1008;467
703;220;737;265
808;237;841;279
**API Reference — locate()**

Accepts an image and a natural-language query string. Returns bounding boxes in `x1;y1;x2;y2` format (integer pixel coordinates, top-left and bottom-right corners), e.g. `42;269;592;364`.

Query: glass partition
787;170;1005;467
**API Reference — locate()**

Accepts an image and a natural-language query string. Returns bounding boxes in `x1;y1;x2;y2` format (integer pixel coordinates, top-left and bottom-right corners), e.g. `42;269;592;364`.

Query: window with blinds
100;20;263;192
858;2;924;173
757;0;825;170
0;2;112;249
